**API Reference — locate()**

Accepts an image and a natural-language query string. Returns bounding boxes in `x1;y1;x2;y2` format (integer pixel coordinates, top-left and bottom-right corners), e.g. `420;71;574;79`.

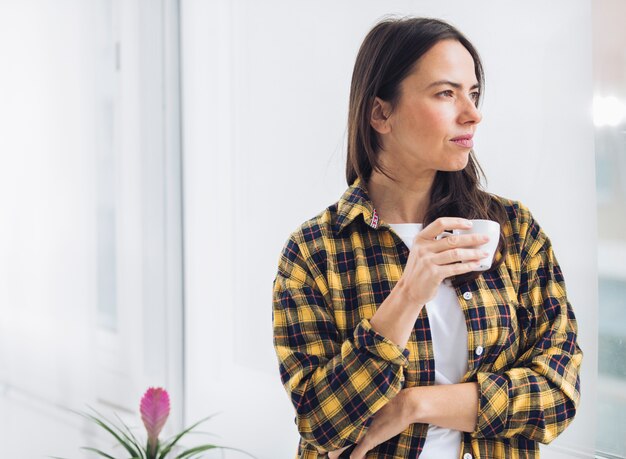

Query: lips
450;134;474;148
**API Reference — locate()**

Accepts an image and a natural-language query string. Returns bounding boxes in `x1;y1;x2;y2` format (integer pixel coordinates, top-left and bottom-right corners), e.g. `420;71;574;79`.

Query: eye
438;90;454;98
470;91;481;101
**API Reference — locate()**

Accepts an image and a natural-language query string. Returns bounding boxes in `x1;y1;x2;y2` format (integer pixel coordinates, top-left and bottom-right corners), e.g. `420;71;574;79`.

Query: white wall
181;1;596;457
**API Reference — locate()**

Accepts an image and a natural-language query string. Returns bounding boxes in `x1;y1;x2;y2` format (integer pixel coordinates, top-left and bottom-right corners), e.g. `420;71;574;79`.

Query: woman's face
375;39;483;175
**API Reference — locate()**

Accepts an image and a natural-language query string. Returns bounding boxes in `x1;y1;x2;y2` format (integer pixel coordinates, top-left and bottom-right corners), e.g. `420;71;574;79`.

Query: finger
418;217;473;240
328;446;350;459
430;247;488;266
439;259;481;278
430;232;490;253
349;445;367;459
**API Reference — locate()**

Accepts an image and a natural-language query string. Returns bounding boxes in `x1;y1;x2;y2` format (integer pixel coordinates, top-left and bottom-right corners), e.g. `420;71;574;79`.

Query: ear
370;97;392;134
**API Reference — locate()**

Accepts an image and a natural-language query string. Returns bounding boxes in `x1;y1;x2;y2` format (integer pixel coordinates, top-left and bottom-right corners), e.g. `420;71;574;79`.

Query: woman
272;17;582;459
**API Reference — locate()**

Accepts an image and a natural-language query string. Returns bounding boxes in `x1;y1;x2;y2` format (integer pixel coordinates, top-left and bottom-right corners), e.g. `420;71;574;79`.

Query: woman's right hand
398;217;490;307
370;217;491;350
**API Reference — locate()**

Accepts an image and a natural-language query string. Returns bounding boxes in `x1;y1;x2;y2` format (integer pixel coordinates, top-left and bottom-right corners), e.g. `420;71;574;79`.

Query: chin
451;152;471;170
442;159;470;172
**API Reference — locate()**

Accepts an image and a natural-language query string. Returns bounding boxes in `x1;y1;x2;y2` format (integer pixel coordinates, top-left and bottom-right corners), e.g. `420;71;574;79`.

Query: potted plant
52;387;255;459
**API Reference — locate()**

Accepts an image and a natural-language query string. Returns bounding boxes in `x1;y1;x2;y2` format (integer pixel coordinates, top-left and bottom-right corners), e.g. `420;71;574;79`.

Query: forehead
408;39;478;85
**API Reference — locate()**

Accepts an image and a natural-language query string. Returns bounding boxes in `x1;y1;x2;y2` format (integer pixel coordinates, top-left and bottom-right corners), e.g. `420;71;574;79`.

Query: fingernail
465;220;473;226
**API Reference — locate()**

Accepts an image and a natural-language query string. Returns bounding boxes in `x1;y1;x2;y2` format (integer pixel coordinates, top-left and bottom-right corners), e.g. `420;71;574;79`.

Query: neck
366;167;435;224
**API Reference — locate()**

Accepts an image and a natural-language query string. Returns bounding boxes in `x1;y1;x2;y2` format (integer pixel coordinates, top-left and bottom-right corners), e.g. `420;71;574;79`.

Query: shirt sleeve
272;235;410;451
471;208;583;443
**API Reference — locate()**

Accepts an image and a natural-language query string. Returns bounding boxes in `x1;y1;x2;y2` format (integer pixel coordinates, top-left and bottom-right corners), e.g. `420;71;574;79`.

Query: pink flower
140;387;170;454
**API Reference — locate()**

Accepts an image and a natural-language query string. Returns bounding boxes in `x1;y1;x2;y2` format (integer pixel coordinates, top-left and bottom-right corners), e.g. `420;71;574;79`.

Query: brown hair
346;16;508;286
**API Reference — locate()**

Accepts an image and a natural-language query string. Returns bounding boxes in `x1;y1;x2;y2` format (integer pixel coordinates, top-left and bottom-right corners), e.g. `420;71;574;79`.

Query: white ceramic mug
435;219;500;271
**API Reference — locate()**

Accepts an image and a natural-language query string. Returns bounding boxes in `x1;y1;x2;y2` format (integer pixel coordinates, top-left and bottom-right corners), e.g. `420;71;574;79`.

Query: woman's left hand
328;388;416;459
327;446;351;459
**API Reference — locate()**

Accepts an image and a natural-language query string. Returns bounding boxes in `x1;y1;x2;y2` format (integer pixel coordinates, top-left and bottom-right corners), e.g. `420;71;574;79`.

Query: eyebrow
427;80;480;90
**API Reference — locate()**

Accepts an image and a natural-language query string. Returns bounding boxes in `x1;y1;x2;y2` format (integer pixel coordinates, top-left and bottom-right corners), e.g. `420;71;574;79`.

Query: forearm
407;382;479;432
279;319;410;449
472;364;580;442
274;269;416;450
370;279;423;349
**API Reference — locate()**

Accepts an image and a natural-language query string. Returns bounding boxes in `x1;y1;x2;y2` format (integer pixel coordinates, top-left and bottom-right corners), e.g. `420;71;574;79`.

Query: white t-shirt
389;223;469;459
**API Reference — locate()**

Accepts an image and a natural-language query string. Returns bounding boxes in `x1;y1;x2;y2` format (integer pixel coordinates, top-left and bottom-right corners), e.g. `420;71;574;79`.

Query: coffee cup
435;219;500;271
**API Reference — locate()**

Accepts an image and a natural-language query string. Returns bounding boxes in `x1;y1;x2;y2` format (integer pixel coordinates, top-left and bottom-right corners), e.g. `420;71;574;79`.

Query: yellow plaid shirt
272;177;582;458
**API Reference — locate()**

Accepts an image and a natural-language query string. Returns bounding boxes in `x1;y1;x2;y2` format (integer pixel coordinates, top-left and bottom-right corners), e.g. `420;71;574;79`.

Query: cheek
413;104;450;134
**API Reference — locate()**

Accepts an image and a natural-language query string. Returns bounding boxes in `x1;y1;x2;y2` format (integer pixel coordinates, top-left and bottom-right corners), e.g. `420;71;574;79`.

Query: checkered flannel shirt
272;177;583;458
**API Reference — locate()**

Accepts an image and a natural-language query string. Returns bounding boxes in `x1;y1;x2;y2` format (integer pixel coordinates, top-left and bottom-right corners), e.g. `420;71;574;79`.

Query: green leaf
158;414;219;459
173;444;218;459
113;412;147;459
172;431;220;439
77;407;143;458
88;406;146;454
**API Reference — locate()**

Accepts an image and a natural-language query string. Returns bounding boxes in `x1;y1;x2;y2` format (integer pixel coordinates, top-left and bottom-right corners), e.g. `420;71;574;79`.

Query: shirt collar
337;177;382;233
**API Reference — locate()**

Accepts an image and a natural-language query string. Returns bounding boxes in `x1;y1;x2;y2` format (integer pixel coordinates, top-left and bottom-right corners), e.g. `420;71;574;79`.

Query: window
594;0;626;457
0;1;183;456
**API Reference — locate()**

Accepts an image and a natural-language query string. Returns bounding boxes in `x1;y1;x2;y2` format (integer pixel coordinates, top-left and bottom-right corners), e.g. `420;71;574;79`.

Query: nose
459;96;482;125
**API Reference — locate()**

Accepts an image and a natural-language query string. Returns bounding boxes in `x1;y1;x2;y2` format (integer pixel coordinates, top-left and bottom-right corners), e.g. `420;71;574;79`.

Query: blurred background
594;0;626;456
0;0;621;457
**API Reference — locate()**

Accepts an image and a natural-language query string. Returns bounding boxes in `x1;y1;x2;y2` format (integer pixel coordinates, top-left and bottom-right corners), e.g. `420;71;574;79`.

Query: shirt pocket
481;298;527;374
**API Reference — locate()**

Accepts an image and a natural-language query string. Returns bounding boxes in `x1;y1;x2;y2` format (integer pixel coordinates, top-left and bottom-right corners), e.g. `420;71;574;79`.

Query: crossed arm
325;382;479;458
409;382;478;432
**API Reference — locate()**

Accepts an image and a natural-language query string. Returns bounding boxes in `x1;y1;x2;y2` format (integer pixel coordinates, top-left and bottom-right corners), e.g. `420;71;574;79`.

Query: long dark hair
346;17;508;286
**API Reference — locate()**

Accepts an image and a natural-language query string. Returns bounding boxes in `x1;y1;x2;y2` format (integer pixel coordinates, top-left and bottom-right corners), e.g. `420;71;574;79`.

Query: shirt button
463;454;473;459
475;346;484;356
463;291;472;300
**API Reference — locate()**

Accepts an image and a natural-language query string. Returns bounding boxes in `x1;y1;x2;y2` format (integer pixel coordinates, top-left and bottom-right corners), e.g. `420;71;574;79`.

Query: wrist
396;278;424;310
404;387;426;424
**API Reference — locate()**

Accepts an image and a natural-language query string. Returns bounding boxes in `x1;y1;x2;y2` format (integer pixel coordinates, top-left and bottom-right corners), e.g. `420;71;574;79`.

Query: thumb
328;445;351;459
349;444;367;459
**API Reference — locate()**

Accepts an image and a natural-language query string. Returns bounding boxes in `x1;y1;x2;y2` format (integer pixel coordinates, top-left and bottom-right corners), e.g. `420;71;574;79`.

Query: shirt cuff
353;318;410;367
472;372;510;438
